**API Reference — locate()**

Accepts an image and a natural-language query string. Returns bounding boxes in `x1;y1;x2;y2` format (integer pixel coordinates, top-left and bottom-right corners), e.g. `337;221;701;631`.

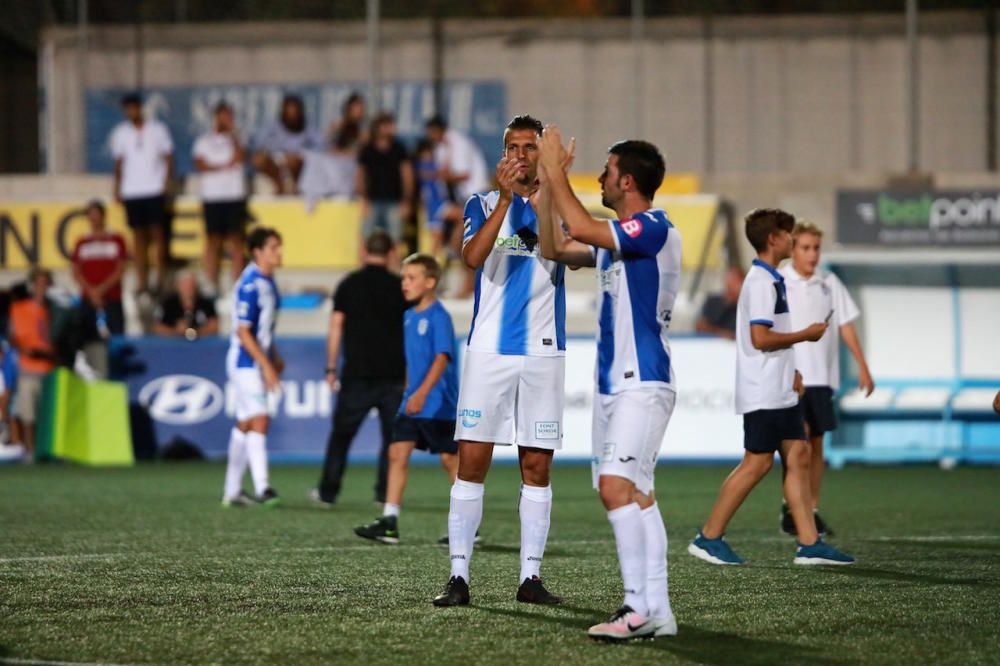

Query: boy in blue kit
355;254;459;544
688;209;855;566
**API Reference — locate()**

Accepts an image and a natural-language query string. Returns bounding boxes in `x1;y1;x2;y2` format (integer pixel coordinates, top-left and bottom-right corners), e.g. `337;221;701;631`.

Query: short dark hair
29;265;52;284
342;92;364;115
247;226;282;253
85;199;105;217
213;101;232;114
121;92;142;107
282;94;304;109
608;140;666;200
505;114;543;137
415;137;435;155
402;253;442;284
426;115;447;131
371;111;395;131
744;208;795;253
365;230;394;257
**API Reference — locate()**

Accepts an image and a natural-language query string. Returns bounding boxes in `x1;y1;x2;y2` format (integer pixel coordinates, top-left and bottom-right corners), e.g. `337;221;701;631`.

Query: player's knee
743;453;773;478
520;455;551;486
785;444;811;471
598;475;632;510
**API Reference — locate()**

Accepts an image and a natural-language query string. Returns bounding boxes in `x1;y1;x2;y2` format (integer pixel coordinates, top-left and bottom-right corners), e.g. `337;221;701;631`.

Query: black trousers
318;379;403;503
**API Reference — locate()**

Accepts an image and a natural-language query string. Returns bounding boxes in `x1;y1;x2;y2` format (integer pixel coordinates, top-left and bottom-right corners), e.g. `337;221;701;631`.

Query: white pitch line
868;535;1000;542
0;553;131;564
0;658;133;666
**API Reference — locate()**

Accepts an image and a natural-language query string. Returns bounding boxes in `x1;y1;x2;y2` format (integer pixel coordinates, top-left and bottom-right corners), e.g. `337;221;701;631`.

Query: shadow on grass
477;605;844;664
819;566;992;587
636;625;847;665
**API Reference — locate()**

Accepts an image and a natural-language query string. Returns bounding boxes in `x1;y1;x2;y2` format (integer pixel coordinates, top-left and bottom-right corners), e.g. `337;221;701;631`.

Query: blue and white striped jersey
227;262;281;370
463;191;566;357
592;208;682;395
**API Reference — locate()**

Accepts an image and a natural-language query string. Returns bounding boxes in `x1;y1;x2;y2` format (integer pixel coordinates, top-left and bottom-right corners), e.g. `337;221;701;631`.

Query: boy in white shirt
778;222;874;537
688;209;854;566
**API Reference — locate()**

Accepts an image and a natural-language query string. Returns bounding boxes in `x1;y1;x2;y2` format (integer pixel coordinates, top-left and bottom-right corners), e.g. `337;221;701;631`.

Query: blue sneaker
794;540;855;565
687;532;745;565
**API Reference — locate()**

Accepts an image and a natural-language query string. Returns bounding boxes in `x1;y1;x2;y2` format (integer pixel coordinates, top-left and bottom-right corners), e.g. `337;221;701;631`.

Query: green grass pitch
1;463;998;664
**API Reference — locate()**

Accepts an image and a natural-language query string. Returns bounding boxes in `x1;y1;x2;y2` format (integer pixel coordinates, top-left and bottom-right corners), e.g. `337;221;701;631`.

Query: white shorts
591;386;676;494
455;350;564;449
229;367;271;422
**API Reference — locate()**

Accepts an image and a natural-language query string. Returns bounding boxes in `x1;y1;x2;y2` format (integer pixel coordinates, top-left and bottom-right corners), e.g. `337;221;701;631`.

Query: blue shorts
743;405;806;454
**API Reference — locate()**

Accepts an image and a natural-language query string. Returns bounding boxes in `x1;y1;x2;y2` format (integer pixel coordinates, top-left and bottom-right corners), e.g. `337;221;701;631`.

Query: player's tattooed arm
539;125;616;251
462;157;520;269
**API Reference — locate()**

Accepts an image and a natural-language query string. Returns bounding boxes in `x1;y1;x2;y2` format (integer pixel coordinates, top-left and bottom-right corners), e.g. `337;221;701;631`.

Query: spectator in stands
425;115;490;206
152;272;219;340
415;138;453;258
9;268;58;460
357;112;414;245
72;200;127;338
696;266;744;340
312;231;407;507
71;200;127;378
194;101;248;293
252;94;323;195
425;116;489;296
327;92;367;151
298;121;360;206
111;92;173;296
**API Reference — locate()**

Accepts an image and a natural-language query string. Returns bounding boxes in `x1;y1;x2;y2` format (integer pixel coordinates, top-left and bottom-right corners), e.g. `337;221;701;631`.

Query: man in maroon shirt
72;200;128;337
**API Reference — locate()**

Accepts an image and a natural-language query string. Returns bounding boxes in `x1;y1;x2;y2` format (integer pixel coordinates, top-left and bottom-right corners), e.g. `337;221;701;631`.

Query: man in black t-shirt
357;112;414;245
152;272;219;340
313;231;407;505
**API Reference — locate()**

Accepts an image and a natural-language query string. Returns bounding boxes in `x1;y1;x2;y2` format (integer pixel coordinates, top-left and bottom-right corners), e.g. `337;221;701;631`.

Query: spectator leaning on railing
252;94;323;195
71;200;127;339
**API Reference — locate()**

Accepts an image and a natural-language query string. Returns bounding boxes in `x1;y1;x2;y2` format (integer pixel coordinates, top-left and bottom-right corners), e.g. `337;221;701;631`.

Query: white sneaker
0;442;25;462
649;614;678;637
587;605;655;641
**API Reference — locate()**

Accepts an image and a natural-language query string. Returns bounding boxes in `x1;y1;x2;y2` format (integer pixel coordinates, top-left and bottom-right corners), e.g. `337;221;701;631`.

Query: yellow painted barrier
0;181;718;271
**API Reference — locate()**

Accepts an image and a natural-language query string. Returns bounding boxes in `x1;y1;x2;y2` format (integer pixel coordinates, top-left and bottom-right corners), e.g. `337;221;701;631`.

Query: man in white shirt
688;209;854;566
194;102;248;292
111;93;174;294
778;221;875;537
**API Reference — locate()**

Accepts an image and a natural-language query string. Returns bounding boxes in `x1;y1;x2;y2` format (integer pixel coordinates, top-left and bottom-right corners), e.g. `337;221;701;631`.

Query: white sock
245;431;269;497
518;484;552;583
223;428;248;499
608;502;648;616
448;479;484;580
641;502;673;619
383;503;400;518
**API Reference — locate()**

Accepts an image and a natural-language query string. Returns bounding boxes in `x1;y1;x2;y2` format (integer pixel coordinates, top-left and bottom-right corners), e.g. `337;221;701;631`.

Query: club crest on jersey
418;318;429;336
621;218;643;238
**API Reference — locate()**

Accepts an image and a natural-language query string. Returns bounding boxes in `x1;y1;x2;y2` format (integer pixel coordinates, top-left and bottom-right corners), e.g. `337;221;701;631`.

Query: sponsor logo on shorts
601;442;616;463
618;456;636;463
459;408;481;429
535;421;560;440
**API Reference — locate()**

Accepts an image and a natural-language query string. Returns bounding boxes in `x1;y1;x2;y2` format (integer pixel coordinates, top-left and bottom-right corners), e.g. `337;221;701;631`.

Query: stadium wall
40;11;996;178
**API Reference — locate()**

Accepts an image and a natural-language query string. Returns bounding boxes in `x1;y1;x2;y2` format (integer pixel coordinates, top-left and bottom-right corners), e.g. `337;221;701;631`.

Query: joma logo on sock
450;555;466;560
527;556;542;562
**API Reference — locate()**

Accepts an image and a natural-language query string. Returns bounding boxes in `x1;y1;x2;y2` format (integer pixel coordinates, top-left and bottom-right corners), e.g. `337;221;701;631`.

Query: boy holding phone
778;221;875;537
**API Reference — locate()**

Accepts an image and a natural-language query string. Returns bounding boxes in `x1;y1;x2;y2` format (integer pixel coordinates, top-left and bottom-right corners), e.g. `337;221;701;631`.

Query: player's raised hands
538;125;567;172
496;156;521;202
